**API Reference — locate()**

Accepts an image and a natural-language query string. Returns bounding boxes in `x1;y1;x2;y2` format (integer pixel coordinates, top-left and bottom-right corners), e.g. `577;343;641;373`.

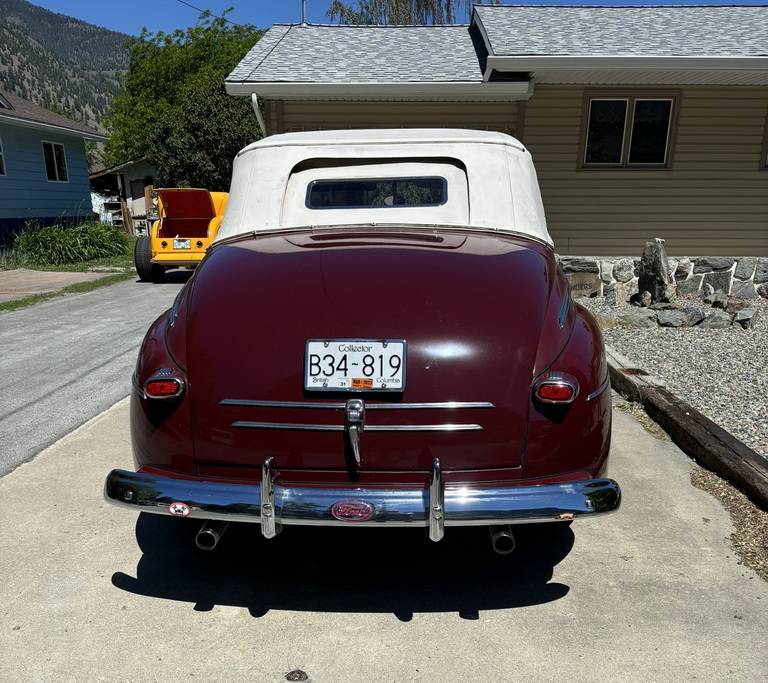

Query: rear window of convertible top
306;177;447;209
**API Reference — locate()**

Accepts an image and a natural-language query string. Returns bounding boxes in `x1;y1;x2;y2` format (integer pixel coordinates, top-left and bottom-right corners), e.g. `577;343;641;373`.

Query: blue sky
28;1;768;35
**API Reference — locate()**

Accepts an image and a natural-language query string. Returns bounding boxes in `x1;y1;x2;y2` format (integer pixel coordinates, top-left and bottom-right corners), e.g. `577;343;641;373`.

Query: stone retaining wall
559;256;768;301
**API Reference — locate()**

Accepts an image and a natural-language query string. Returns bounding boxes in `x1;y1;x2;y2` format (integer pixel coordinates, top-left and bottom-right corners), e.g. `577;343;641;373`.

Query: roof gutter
484;55;768;80
226;80;534;101
0;113;106;141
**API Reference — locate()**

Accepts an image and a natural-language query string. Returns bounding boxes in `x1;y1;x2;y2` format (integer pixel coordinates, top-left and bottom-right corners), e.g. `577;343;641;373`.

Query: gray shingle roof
227;24;486;83
475;5;768;58
0;89;104;137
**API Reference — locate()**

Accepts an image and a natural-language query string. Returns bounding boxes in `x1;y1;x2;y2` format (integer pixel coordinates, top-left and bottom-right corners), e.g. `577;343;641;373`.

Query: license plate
173;239;191;249
305;339;406;392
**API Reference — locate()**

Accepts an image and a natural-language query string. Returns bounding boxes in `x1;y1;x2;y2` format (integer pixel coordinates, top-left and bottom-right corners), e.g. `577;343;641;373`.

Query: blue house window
42;141;68;182
0;136;5;176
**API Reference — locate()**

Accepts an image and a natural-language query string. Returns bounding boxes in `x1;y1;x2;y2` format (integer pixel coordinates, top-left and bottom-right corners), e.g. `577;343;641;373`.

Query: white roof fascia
225;80;534;101
486;55;768;74
0;113;106;141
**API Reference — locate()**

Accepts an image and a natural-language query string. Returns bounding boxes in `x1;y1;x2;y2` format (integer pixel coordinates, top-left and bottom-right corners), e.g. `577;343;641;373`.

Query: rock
637;238;672;303
699;310;732;329
605;282;628;308
649;302;681;311
726;299;747;314
656;307;705;327
618;308;657;328
674;259;693;280
733;307;759;329
633;259;641;277
734;257;757;281
730;279;758;299
754;258;768;284
631;290;653;307
626;278;639;300
693;256;735;273
758;283;768;300
599;260;614;284
592;312;618;330
677;274;703;296
562;258;599;274
613;258;634;283
711;291;729;309
667;258;679;277
702;270;732;295
564;272;601;298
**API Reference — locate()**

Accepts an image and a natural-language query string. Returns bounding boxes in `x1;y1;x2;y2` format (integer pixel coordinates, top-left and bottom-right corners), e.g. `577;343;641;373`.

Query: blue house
0;89;106;245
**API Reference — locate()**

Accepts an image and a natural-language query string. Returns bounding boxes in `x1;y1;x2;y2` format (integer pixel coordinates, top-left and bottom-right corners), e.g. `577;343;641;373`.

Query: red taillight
533;372;578;404
144;377;184;399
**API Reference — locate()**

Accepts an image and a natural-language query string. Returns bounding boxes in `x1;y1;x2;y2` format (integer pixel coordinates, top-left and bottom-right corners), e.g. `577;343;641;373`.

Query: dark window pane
307;177;446;209
43;143;57;180
585;99;628;164
54;144;68;181
629;100;672;164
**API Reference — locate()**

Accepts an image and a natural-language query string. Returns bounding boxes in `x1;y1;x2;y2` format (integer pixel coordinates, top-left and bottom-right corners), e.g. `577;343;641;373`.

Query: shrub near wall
13;222;130;265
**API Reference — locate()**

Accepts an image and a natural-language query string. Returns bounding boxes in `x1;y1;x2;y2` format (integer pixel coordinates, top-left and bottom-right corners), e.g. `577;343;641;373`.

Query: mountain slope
0;0;130;130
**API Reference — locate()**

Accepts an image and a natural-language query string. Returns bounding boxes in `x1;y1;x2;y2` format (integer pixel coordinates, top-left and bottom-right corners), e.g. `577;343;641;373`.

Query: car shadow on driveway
112;514;574;620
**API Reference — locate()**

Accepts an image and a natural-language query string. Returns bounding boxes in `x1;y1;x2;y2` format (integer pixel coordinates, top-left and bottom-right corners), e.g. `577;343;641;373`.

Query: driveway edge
606;345;768;511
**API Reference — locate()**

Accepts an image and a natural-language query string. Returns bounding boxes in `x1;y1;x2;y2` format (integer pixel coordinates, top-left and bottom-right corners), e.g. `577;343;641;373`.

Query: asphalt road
0;275;186;475
1;402;766;681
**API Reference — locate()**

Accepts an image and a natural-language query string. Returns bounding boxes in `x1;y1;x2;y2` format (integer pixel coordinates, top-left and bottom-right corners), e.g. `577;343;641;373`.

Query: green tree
327;0;501;24
104;13;263;189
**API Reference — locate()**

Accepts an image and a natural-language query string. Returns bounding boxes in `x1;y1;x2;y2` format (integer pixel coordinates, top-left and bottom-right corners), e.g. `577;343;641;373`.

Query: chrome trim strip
429;458;445;542
559;287;571;328
231;421;483;432
366;424;482;432
220;399;494;410
232;421;343;431
587;376;611;402
104;469;622;530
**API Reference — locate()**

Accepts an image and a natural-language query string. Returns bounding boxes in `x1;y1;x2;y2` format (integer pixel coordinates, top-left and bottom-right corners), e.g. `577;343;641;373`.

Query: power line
173;0;247;27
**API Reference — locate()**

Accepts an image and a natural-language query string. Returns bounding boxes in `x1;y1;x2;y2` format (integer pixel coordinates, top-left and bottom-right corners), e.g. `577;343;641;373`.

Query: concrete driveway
0;400;765;682
0;275;187;475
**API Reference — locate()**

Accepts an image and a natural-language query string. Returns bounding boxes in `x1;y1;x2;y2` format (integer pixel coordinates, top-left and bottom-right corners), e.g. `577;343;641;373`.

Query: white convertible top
217;129;552;246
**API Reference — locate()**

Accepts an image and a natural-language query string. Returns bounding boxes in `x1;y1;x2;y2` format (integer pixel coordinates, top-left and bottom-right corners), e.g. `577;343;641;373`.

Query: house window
0;137;5;176
583;95;675;167
42;141;68;182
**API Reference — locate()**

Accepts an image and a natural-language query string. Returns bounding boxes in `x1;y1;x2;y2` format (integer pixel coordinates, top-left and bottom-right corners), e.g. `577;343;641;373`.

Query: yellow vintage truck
134;188;228;282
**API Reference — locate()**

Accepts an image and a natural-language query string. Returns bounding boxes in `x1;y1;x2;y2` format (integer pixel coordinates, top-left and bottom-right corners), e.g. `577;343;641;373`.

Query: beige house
226;5;768;257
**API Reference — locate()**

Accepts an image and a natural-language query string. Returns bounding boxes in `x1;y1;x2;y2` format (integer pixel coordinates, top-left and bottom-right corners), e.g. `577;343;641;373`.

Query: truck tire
134;236;165;283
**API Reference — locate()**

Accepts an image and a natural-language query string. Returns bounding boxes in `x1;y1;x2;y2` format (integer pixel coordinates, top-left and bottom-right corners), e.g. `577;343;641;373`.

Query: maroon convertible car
105;129;620;554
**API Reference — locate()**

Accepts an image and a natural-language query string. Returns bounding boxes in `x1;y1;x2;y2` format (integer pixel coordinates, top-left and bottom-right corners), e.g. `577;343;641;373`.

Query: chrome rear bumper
104;458;620;542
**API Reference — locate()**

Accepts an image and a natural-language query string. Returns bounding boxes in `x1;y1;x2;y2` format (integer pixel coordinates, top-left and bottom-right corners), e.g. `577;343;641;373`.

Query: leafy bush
13;222;130;265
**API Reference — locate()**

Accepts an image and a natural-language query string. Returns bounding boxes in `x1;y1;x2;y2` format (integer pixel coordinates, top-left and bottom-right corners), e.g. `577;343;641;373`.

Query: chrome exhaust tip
195;520;229;551
489;525;516;555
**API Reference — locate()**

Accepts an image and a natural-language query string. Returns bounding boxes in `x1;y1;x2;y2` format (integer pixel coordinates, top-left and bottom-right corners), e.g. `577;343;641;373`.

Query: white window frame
0;135;6;176
582;93;678;169
42;140;69;183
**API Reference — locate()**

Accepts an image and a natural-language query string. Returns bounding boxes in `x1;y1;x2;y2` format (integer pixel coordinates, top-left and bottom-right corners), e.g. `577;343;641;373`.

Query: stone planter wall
559;256;768;302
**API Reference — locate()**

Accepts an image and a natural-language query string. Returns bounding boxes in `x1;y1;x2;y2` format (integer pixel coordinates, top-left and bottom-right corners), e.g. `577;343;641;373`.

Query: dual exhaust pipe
194;520;515;554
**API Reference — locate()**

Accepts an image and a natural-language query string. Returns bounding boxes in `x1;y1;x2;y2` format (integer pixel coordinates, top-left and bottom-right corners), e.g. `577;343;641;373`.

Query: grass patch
0;272;135;313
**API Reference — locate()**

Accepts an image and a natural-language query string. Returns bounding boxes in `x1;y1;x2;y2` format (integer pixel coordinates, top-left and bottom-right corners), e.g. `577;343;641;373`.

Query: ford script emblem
330;500;375;522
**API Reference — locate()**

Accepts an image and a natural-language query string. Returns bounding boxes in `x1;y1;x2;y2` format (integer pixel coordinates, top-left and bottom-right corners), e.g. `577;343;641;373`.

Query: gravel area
579;296;768;459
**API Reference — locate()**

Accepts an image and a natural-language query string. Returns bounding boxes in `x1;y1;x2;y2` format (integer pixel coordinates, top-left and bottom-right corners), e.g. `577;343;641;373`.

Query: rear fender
131;313;195;473
524;305;611;478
